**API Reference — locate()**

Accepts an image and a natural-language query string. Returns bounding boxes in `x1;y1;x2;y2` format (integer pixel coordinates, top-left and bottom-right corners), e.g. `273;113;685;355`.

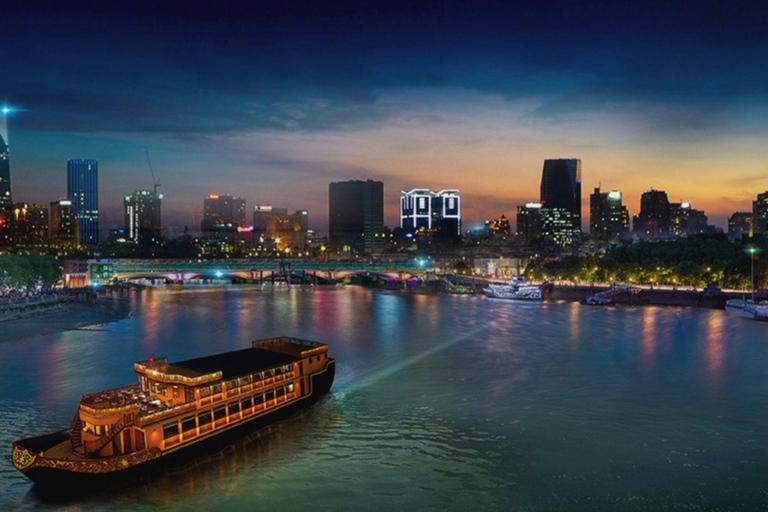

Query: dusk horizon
3;0;768;232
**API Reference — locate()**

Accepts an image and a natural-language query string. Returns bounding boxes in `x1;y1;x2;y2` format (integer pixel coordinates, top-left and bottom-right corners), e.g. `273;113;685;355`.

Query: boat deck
81;384;174;417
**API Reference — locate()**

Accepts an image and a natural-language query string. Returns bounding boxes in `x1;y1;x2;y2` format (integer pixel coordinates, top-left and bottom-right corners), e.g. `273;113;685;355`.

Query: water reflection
703;312;726;391
641;307;658;369
3;289;768;511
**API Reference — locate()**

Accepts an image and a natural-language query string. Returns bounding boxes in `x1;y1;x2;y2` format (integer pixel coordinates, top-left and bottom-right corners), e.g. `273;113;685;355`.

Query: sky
3;0;768;233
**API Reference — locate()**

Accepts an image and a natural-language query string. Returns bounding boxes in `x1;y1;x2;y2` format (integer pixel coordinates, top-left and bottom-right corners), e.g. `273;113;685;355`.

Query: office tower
67;159;99;245
400;188;462;243
540;159;582;248
252;205;308;251
753;191;768;235
0;109;12;245
728;212;753;241
400;189;432;233
124;190;163;245
329;179;384;254
201;194;246;233
50;200;78;247
590;188;629;242
12;203;48;246
516;202;542;242
633;189;670;239
431;189;461;241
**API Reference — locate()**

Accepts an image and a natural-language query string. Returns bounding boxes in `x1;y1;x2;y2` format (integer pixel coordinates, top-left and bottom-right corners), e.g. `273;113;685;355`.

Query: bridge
81;258;427;287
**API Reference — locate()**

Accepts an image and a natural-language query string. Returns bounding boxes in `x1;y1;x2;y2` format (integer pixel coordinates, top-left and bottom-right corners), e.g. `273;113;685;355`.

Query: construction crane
145;151;161;195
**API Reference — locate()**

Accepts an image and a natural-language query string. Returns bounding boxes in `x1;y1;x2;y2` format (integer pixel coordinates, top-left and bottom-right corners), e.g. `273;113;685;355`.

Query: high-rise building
329;179;385;254
400;188;461;243
728;212;753;241
400;189;432;232
124;190;163;245
633;189;670;239
12;203;48;246
50;199;78;248
67;159;99;245
540;159;582;248
753;191;768;235
590;188;630;242
516;202;542;243
0;108;13;245
252;205;308;251
201;194;246;234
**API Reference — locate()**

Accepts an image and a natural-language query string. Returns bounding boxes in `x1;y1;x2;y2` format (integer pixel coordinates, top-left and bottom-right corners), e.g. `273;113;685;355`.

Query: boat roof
166;347;298;380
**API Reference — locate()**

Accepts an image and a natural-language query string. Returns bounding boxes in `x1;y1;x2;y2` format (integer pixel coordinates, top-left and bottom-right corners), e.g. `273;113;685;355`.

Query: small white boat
483;276;543;301
725;299;768;321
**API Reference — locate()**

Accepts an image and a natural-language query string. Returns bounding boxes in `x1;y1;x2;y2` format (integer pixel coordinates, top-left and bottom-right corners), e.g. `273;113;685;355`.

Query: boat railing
81;383;140;402
253;336;325;349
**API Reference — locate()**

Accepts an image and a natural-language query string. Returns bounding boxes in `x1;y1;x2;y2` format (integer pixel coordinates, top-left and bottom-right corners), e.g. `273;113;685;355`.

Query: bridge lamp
216;271;223;278
747;246;761;302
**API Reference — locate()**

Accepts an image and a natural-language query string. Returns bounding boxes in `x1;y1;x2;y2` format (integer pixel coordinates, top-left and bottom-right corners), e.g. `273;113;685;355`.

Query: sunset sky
3;0;768;232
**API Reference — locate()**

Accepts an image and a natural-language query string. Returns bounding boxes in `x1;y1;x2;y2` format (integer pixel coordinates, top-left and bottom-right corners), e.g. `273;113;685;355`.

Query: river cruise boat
12;336;335;490
483;276;544;301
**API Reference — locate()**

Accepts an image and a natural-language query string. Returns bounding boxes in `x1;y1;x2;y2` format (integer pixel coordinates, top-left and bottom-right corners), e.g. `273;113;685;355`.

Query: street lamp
747;246;760;302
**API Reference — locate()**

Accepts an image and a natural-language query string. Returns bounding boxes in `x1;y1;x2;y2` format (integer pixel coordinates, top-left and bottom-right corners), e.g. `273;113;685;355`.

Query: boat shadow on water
23;394;342;506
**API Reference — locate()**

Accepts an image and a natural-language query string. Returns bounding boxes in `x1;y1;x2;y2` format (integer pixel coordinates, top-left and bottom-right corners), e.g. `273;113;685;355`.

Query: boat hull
13;360;335;494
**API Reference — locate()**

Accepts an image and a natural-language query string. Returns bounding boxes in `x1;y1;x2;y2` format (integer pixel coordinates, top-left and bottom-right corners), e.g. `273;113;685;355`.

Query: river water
1;286;767;511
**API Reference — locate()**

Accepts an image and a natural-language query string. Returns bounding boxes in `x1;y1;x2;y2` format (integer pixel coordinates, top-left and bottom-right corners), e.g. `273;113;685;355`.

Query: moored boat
725;299;768;321
483;276;544;301
12;336;335;491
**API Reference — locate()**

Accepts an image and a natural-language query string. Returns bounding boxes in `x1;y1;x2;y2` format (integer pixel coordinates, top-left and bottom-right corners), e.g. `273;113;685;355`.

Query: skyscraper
516;202;542;243
0;108;13;245
124;190;163;245
590;188;629;242
753;191;768;235
540;158;582;248
13;202;48;246
400;188;461;242
633;189;670;239
67;159;99;245
728;212;753;241
329;179;384;254
50;200;78;248
201;194;246;233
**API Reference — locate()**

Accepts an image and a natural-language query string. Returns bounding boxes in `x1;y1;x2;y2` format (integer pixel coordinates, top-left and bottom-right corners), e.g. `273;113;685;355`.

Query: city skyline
3;1;767;231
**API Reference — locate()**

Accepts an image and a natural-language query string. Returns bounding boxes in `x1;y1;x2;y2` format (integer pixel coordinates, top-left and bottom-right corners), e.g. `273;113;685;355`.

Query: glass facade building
329;179;385;254
67;159;99;245
0;112;12;245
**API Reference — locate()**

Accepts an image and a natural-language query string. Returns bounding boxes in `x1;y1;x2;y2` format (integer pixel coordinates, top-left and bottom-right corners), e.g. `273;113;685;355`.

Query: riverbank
0;297;132;342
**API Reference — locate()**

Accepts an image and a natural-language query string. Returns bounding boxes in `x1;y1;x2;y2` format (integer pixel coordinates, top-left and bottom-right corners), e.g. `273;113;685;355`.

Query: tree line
0;254;62;295
525;236;768;290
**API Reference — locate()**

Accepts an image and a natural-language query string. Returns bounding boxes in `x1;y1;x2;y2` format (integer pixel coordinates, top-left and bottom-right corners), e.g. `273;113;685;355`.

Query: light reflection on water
1;287;768;511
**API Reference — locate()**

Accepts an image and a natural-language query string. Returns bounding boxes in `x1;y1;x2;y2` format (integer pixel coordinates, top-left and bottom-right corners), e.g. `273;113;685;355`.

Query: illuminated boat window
251;372;262;382
211;383;222;394
181;416;196;433
199;386;210;398
173;386;179;398
286;382;294;393
225;379;238;391
163;421;179;440
198;410;212;426
239;375;251;385
213;406;226;421
274;366;283;376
